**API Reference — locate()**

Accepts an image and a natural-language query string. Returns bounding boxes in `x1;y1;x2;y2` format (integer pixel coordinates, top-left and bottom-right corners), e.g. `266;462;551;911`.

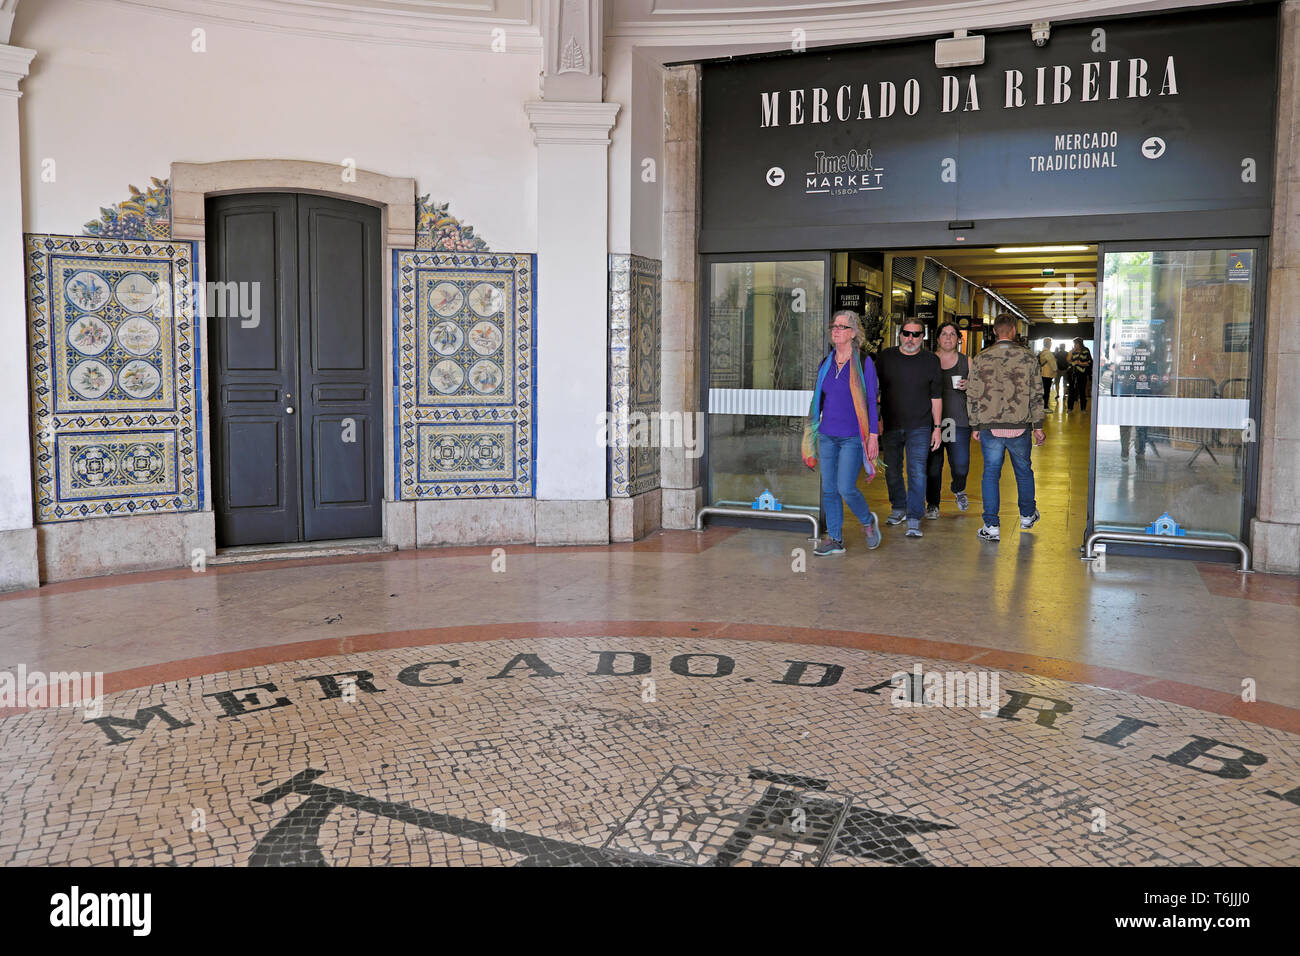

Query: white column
526;100;620;543
0;42;37;590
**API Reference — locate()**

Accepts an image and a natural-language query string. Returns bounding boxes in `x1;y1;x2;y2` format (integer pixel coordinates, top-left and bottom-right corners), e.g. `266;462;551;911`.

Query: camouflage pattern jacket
966;341;1045;430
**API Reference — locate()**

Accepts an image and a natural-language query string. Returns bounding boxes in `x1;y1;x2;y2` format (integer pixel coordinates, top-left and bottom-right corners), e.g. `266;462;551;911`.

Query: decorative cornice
525;100;621;145
608;0;1236;46
0;43;34;98
88;0;542;53
0;0;20;46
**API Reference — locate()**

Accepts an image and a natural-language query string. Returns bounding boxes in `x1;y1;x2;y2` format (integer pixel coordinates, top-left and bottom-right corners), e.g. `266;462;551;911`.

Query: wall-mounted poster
1113;340;1170;396
1227;251;1253;283
834;285;866;313
1223;321;1251;352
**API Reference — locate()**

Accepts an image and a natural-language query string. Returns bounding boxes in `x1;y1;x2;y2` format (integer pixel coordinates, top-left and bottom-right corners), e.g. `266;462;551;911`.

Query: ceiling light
1053;319;1065;324
1067;318;1079;323
994;245;1089;254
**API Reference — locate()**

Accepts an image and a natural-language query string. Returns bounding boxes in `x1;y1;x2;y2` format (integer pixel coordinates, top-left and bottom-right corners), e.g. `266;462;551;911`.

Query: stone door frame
171;159;416;548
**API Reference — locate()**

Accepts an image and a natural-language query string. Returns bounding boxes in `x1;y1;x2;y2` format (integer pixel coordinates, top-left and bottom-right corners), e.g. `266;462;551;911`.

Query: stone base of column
536;499;610;545
662;486;704;530
37;512;214;583
610;488;662;542
415;499;536;547
384;500;417;549
1251;518;1300;573
0;527;38;592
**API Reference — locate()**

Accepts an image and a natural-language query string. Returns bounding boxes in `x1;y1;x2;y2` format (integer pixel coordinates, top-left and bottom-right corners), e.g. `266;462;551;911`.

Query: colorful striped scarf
802;350;880;480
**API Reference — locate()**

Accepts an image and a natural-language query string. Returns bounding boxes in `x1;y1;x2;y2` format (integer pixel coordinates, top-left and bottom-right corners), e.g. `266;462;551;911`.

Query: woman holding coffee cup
925;321;972;516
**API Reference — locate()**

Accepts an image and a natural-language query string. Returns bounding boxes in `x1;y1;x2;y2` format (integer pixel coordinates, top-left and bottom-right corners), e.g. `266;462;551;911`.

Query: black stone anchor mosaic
249;765;955;867
603;766;954;867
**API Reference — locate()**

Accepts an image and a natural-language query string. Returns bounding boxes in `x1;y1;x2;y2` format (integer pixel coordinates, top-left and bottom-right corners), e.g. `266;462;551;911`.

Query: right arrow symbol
1141;136;1167;159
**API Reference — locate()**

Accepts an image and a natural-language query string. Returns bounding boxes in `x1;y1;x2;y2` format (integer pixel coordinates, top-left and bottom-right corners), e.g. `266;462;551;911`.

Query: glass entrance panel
707;259;827;511
1094;249;1256;540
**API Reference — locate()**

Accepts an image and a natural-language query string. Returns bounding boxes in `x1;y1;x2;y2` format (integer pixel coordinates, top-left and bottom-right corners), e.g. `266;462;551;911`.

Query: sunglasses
900;330;923;338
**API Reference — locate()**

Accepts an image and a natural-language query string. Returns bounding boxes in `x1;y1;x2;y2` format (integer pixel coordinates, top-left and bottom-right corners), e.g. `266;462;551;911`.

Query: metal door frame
699;251;833;521
1086;237;1269;559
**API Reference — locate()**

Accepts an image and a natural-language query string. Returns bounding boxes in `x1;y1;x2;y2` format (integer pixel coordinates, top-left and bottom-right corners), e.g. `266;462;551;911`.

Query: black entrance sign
700;6;1276;252
834;284;867;313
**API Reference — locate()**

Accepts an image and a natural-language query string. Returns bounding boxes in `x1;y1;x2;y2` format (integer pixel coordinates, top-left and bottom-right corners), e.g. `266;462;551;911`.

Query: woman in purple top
805;310;882;556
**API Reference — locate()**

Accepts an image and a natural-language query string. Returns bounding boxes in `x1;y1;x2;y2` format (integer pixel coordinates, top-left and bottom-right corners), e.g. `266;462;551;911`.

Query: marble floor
1;405;1297;866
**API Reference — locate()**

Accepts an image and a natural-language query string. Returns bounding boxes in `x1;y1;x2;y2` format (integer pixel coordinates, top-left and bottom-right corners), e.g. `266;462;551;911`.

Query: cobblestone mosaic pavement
1;636;1297;866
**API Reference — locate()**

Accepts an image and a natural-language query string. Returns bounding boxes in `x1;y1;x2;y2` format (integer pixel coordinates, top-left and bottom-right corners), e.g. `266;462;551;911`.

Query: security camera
1031;21;1051;47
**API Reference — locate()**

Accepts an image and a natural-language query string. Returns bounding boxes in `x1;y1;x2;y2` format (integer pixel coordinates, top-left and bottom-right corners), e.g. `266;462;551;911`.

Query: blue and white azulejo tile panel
608;254;661;498
56;431;178;502
393;251;535;499
25;235;202;522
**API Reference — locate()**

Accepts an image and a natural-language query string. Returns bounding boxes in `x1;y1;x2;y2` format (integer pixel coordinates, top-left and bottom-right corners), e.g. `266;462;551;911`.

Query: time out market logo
804;148;884;197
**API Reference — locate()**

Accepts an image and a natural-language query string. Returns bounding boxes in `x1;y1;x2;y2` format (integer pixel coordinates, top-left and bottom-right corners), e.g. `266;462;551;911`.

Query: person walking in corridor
1066;337;1094;412
926;321;972;516
1053;342;1069;402
802;309;882;556
967;314;1045;542
1038;337;1059;410
874;318;943;539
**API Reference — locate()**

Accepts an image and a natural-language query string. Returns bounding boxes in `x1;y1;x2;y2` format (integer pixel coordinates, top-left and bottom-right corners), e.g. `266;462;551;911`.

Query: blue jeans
926;426;971;507
881;427;930;521
819;434;873;541
979;431;1037;527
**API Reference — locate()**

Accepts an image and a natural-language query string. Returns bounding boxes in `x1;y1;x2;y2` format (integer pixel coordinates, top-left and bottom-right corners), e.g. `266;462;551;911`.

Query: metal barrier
1083;530;1251;572
695;505;819;539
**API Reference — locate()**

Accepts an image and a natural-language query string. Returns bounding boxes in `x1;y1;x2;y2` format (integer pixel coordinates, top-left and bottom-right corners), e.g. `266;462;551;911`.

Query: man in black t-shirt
874;319;943;538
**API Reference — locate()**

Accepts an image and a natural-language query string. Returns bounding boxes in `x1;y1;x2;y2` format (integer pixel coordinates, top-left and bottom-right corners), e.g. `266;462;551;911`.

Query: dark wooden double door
207;193;383;546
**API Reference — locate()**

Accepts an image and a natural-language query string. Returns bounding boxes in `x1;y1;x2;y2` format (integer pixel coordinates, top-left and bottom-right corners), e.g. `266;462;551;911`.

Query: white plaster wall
14;0;539;251
607;40;663;260
0;84;32;533
533;134;612;501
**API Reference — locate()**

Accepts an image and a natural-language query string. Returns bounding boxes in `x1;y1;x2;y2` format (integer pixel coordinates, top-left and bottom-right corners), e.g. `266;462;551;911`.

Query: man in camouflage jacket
966;314;1046;541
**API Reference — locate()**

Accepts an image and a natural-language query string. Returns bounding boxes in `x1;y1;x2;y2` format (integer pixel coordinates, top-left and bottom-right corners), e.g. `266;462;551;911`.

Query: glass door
705;256;830;513
1091;245;1262;543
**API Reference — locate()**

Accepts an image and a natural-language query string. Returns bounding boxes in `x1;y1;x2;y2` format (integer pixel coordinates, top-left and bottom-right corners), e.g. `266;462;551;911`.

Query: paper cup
952;375;963;387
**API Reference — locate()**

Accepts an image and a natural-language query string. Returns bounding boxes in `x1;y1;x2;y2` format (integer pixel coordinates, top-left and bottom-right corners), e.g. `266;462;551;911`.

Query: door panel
219;209;282;371
296;195;383;541
1093;247;1259;541
224;418;288;509
308;211;368;370
705;258;829;514
208;193;382;546
207;194;300;546
313;414;370;504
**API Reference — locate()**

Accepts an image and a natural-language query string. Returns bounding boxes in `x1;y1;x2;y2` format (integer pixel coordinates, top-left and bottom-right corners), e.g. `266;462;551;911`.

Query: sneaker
813;537;845;556
955;492;970;512
884;511;906;526
924;505;940;520
905;519;922;538
978;524;1000;541
1020;509;1041;530
863;513;882;550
